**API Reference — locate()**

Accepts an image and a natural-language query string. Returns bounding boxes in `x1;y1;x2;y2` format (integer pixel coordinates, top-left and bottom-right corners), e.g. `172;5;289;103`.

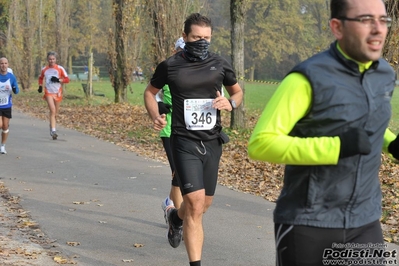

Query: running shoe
0;145;6;154
161;196;174;224
51;131;58;140
166;208;183;248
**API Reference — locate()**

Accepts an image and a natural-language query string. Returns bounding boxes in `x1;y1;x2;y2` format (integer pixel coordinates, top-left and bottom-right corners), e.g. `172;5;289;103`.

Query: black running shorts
161;137;180;187
0;107;12;119
171;135;222;196
275;220;385;266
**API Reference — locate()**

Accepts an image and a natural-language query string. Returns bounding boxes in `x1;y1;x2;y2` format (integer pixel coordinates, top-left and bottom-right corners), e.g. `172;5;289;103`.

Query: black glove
388;134;399;160
12;86;16;94
51;76;60;83
219;131;230;144
338;128;371;158
158;102;172;114
38;86;43;93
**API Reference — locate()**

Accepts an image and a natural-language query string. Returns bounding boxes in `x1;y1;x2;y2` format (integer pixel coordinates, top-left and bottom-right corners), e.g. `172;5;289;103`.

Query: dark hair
330;0;348;19
183;13;212;36
47;51;58;59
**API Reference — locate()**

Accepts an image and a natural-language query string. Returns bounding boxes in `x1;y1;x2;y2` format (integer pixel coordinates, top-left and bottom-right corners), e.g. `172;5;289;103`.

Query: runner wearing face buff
183;39;210;61
144;13;243;266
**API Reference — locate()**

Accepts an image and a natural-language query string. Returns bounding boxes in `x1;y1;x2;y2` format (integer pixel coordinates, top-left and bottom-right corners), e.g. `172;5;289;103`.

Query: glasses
338;16;392;27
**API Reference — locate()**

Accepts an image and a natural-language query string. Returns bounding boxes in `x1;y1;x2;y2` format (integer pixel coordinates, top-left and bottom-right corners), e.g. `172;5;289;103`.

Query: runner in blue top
0;57;19;154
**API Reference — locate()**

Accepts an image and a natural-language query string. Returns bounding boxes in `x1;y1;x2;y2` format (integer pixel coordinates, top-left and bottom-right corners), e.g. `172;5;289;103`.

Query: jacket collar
329;41;379;74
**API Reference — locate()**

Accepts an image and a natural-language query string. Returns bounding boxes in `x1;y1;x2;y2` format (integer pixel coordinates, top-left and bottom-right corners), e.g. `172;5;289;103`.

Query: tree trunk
230;0;246;129
0;0;11;56
38;0;43;76
146;0;191;67
68;54;73;75
88;52;93;96
249;65;255;80
111;0;129;103
384;0;399;73
8;0;35;90
21;0;33;90
55;0;69;67
55;0;63;64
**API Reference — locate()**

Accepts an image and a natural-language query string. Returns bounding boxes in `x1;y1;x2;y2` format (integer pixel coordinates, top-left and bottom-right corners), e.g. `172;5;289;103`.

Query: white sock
51;128;56;132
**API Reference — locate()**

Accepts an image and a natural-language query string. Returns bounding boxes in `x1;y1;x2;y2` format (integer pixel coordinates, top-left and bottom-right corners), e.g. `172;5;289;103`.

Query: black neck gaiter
184;39;210;62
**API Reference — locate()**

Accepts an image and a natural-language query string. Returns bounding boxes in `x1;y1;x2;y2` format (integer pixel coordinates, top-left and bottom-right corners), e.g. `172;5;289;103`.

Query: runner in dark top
144;13;243;266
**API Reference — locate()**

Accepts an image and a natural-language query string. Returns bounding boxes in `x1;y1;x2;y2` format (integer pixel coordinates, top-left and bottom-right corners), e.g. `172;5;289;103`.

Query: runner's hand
388;134;399;160
153;114;167;131
212;91;231;111
338;128;371;158
12;86;17;94
158;102;172;114
51;76;60;83
38;86;43;93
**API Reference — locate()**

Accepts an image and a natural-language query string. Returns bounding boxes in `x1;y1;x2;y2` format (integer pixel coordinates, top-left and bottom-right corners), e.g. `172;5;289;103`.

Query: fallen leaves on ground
53;255;77;264
0;181;75;265
13;94;399;244
66;242;80;247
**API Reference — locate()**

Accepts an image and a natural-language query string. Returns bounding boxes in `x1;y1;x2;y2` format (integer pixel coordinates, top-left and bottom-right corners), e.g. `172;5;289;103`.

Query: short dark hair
47;51;58;59
183;13;212;36
330;0;348;19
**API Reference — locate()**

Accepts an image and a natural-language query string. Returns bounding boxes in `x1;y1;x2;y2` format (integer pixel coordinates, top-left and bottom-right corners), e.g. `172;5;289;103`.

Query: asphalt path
1;110;276;266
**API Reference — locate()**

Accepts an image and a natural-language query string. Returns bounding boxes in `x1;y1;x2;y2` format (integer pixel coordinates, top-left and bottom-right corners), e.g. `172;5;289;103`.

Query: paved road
2;111;399;266
1;110;276;266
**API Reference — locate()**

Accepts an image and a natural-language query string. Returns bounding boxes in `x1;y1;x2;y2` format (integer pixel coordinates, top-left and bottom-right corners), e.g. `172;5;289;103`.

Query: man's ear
330;18;344;40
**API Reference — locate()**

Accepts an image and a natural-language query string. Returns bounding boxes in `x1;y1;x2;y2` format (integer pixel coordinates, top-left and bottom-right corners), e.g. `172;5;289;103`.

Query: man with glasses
248;0;397;265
